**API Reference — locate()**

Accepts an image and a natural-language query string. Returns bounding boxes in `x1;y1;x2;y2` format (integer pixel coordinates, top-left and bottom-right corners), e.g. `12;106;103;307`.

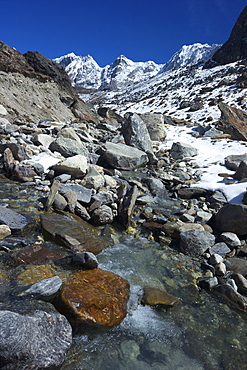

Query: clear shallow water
0;176;247;370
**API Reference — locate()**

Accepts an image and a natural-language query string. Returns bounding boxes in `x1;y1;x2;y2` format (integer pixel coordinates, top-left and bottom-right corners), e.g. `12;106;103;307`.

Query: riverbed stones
232;273;247;295
225;258;247;278
72;251;98;269
100;142;148;170
41;212;112;254
91;205;114;226
180;230;215;257
218;232;241;248
21;275;63;301
57;269;130;327
0;206;34;233
0;224;11;239
14;243;63;265
141;286;180;308
0;309;72;369
215;203;247;235
213;283;247;310
170;142;198;160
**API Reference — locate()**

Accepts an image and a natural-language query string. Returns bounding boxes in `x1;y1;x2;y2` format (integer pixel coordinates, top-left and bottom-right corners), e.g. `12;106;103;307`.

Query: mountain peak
162;43;221;72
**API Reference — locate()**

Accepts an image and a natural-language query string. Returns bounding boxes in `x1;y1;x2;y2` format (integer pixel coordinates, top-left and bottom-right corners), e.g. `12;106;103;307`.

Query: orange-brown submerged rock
141;286;180;308
57;269;130;327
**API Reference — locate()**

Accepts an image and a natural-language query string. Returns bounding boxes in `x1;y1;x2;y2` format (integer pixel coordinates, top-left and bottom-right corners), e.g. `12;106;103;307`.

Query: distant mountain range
54;43;220;90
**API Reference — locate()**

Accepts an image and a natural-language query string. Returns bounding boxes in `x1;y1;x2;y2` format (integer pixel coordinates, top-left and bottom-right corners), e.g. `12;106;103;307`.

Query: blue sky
0;0;246;66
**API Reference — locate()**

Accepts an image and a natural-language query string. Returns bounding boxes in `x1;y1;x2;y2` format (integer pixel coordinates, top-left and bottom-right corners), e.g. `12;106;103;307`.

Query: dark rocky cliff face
24;51;72;90
210;6;247;65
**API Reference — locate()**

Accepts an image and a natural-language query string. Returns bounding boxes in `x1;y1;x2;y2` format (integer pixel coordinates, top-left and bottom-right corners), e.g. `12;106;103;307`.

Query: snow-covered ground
161;124;247;204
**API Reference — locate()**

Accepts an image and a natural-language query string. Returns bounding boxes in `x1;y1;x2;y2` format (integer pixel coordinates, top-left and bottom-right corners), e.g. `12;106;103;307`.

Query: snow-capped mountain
54;43;220;91
54;53;102;89
54;53;164;90
161;43;221;72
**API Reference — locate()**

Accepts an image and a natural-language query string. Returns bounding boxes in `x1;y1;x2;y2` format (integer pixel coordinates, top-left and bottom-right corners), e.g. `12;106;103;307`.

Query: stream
0;175;246;370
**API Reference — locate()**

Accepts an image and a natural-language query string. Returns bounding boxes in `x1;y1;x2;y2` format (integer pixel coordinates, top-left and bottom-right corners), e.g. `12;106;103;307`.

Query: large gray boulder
49;136;89;158
170;142;198;159
215;203;247;235
225;154;247;171
180;229;215;257
139;113;167;141
51;154;88;178
100;142;148;170
122;113;153;154
233;160;247;180
0;309;72;369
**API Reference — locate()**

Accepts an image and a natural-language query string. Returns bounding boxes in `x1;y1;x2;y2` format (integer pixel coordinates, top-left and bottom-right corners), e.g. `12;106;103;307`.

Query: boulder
215;203;247;235
91;205;114;226
122;112;153;154
80;165;105;190
170;142;198;160
225;154;247;171
162;221;205;238
100;142;148;170
41;212;112;254
0;309;72;369
59;183;92;204
49;136;89;158
233;160;247;180
51;154;88;178
58;126;82;142
56;269;130;327
180;229;215;257
177;187;213;199
32;133;54;148
217;102;247;141
139;113;167;141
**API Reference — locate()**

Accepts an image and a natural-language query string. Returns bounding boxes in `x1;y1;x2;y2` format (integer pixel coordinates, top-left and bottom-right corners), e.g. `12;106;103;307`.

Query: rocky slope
0;41;98;123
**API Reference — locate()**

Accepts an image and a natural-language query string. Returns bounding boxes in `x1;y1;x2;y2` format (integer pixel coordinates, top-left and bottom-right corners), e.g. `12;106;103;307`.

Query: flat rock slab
41;212;112;254
0;309;72;369
57;269;130;327
0;206;34;233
